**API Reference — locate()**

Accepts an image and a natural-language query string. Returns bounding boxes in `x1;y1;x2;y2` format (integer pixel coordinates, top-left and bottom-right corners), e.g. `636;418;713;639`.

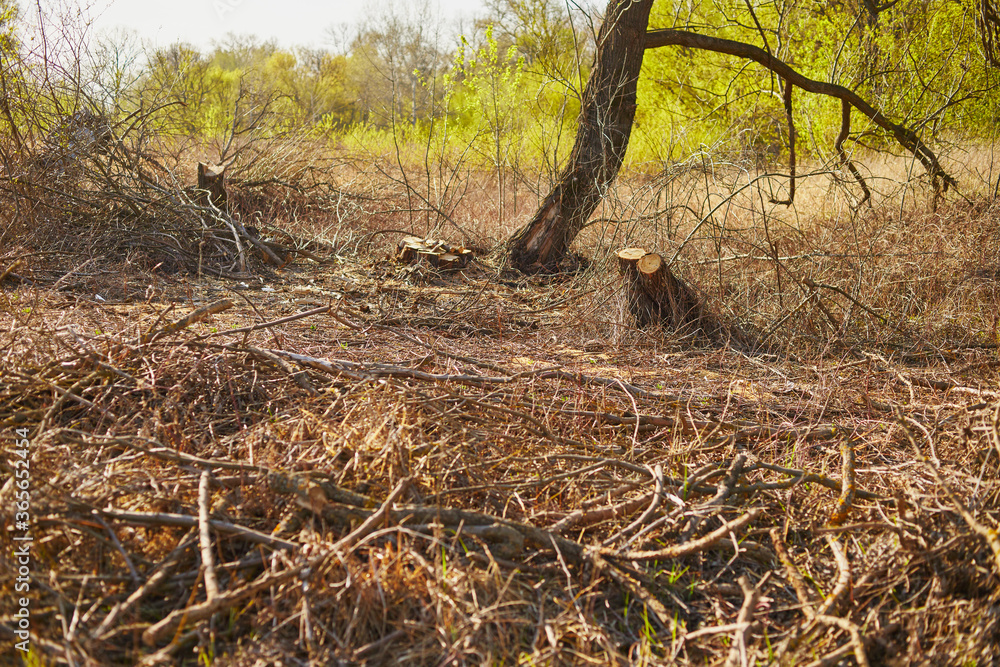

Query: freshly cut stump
196;162;228;209
437;253;464;271
617;247;659;326
616;247;646;273
617;247;716;335
636;252;703;330
397;236;425;264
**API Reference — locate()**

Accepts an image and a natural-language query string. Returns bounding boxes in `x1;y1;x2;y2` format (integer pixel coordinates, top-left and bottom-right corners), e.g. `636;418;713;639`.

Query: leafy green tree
208;33;278;72
634;0;996;162
140;43;216;135
508;0;989;271
288;48;353;127
480;0;596;86
448;26;527;217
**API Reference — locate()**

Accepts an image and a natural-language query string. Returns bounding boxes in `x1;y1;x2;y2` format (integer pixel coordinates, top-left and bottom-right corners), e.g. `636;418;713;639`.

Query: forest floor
1;155;1000;665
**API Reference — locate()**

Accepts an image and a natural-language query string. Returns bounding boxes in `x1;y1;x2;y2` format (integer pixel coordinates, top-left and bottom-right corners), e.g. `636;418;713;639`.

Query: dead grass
1;141;1000;666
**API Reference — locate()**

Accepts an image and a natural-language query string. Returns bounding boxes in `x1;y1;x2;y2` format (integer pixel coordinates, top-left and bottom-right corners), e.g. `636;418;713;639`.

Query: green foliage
0;0;17;55
632;0;998;165
481;0;593;84
2;0;994;177
120;0;592;178
0;0;22;143
448;27;527;169
341;18;583;180
136;37;357;143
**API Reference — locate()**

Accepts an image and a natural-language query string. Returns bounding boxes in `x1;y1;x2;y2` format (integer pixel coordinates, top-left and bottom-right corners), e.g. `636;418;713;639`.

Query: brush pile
3;109;354;280
1;241;998;664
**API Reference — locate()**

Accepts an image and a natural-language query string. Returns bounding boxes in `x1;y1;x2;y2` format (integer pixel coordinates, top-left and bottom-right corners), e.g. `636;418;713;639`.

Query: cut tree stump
196;162;228;210
397;236;473;271
617;247;720;337
616;247;646;274
617;248;660;327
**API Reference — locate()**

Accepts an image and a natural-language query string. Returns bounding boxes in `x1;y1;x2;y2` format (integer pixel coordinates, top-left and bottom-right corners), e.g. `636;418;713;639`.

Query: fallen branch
140;299;234;344
609;508;761;561
815;614;872;667
591;550;678;636
770;527;817;619
723;574;768;667
777;535;854;660
141;478;411;646
601;465;665;545
896;409;1000;574
747;461;881;500
266;347;683;401
828;438;857;526
202;304;332;339
550;492;654;533
197;470;220;601
97;508;299;551
94;532;199;639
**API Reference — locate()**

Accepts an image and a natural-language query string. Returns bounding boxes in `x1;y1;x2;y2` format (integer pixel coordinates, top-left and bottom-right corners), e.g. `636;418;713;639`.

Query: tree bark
196;162;228;210
617;247;658;326
507;0;654;273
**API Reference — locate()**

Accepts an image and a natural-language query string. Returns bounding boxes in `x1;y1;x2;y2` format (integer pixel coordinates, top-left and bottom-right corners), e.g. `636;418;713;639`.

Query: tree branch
835;99;872;206
643;29;955;192
770;81;795;205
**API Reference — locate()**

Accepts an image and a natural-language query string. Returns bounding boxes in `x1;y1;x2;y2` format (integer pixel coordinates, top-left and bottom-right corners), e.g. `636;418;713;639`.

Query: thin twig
828;438;856;526
197;470;220;601
724;574;768;667
815;614;872;667
609;508;761;561
141;478;411;646
140;299;234;344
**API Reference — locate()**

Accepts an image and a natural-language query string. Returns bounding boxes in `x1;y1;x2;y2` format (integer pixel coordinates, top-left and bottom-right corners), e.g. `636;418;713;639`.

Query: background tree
0;0;23;153
345;1;449;127
479;0;596;88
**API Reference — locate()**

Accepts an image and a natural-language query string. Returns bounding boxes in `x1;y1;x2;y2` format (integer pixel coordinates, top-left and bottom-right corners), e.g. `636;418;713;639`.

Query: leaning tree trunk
507;0;653;273
507;0;955;273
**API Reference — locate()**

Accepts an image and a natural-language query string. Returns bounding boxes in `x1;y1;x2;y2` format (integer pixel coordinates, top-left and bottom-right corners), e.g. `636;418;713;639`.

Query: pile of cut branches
1;108;359;279
1;279;997;665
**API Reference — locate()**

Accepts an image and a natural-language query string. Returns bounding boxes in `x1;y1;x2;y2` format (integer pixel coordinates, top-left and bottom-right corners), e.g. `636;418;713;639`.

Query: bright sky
61;0;486;51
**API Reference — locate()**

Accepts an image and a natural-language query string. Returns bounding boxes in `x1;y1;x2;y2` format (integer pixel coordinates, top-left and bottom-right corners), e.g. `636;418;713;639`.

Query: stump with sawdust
397;236;473;271
196;162;228;210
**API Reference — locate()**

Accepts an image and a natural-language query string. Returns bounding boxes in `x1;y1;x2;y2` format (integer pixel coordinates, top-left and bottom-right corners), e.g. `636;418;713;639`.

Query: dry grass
1;139;1000;666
